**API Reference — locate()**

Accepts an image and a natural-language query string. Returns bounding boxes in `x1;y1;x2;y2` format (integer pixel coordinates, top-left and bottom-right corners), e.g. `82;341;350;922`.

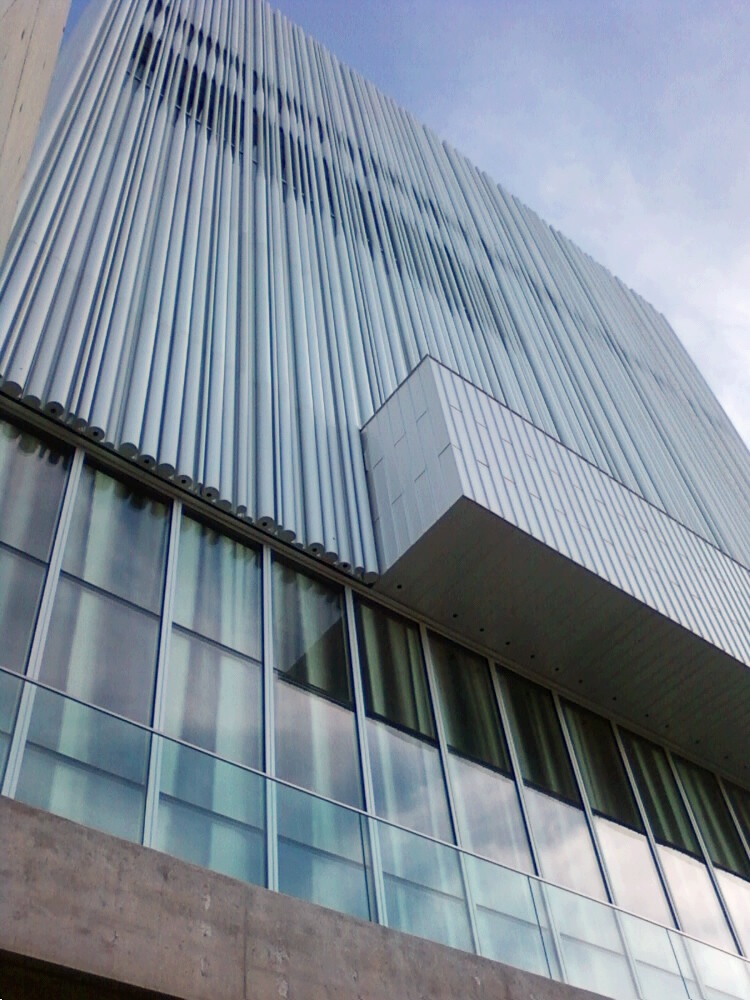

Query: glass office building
1;2;750;999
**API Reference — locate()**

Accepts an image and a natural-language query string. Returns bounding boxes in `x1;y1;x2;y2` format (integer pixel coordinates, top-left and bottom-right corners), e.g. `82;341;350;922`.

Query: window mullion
666;747;744;956
554;693;644;995
142;498;182;848
1;446;84;798
420;623;480;955
262;544;278;892
344;587;387;925
611;723;682;929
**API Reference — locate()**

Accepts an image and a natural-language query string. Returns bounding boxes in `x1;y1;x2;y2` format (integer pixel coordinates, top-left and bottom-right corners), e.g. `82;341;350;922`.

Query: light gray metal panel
1;0;750;581
364;358;750;779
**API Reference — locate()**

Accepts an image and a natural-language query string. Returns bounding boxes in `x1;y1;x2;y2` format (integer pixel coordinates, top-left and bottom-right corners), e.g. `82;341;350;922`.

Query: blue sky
274;0;750;450
64;0;750;448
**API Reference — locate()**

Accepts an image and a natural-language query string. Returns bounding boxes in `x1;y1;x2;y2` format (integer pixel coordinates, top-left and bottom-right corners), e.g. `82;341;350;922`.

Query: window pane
726;782;750;844
675;757;750;878
164;629;262;769
542;884;638;999
63;464;168;612
39;577;159;723
275;677;363;808
277;783;373;921
621;732;700;855
157;739;265;885
447;754;533;872
0;547;45;673
0;672;22;782
367;717;453;842
524;786;607;900
379;823;473;952
16;687;148;842
273;560;351;705
357;600;434;738
594;816;674;926
658;844;736;952
429;633;509;771
467;855;556;976
563;703;642;829
173;516;260;659
500;671;580;803
0;418;69;560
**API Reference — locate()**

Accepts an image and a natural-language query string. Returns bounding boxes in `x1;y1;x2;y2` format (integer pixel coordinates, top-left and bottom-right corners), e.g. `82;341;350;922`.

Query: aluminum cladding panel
1;0;750;576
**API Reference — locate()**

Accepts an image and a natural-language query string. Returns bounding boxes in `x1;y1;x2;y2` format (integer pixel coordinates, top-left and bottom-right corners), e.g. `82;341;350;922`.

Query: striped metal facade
1;0;749;578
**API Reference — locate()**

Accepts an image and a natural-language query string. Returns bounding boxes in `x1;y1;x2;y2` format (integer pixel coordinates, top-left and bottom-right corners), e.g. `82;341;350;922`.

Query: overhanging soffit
362;357;750;784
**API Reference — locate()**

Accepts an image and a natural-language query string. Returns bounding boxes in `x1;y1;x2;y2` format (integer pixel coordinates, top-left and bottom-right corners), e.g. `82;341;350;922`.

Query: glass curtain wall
356;599;471;951
563;702;674;926
427;633;546;970
15;461;169;841
621;731;736;951
675;757;750;954
499;671;607;900
0;418;70;777
272;558;371;919
156;514;264;884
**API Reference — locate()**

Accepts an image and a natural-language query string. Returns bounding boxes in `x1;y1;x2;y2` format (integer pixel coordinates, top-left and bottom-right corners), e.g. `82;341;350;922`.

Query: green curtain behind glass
675;757;750;878
621;733;700;855
429;633;509;772
356;600;434;738
273;559;351;705
563;703;642;829
500;671;579;803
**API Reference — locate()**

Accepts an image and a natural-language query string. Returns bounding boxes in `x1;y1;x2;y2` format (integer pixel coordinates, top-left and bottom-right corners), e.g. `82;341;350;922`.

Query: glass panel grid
4;671;750;1000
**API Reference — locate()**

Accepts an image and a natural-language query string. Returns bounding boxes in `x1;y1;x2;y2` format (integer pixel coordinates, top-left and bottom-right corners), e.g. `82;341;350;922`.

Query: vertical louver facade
1;0;749;576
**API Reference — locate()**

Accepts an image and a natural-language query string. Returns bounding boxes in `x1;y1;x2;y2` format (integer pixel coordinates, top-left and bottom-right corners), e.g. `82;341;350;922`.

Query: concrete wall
0;797;608;1000
0;0;70;261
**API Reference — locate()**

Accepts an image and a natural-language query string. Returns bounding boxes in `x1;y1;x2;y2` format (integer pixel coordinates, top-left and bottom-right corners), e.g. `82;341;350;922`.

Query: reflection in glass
501;672;605;898
618;914;690;1000
174;516;260;659
0;671;22;782
543;884;637;1000
379;823;473;951
277;783;373;921
164;630;262;768
156;739;265;886
623;732;735;951
39;578;159;723
448;755;533;872
273;560;361;806
273;560;350;703
368;718;453;842
564;703;672;924
594;817;673;926
430;634;531;870
275;679;362;807
15;687;148;842
63;463;168;612
716;869;750;958
0;418;69;560
524;786;607;900
357;600;434;737
0;548;45;673
467;855;554;976
684;934;750;1000
658;844;736;952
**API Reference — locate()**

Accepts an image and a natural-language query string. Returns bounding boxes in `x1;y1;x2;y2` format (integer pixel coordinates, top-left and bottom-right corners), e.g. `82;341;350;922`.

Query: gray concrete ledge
0;796;608;1000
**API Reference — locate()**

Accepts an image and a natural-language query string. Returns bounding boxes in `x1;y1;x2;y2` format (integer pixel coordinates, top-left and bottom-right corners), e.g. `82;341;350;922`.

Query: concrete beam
0;797;608;1000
